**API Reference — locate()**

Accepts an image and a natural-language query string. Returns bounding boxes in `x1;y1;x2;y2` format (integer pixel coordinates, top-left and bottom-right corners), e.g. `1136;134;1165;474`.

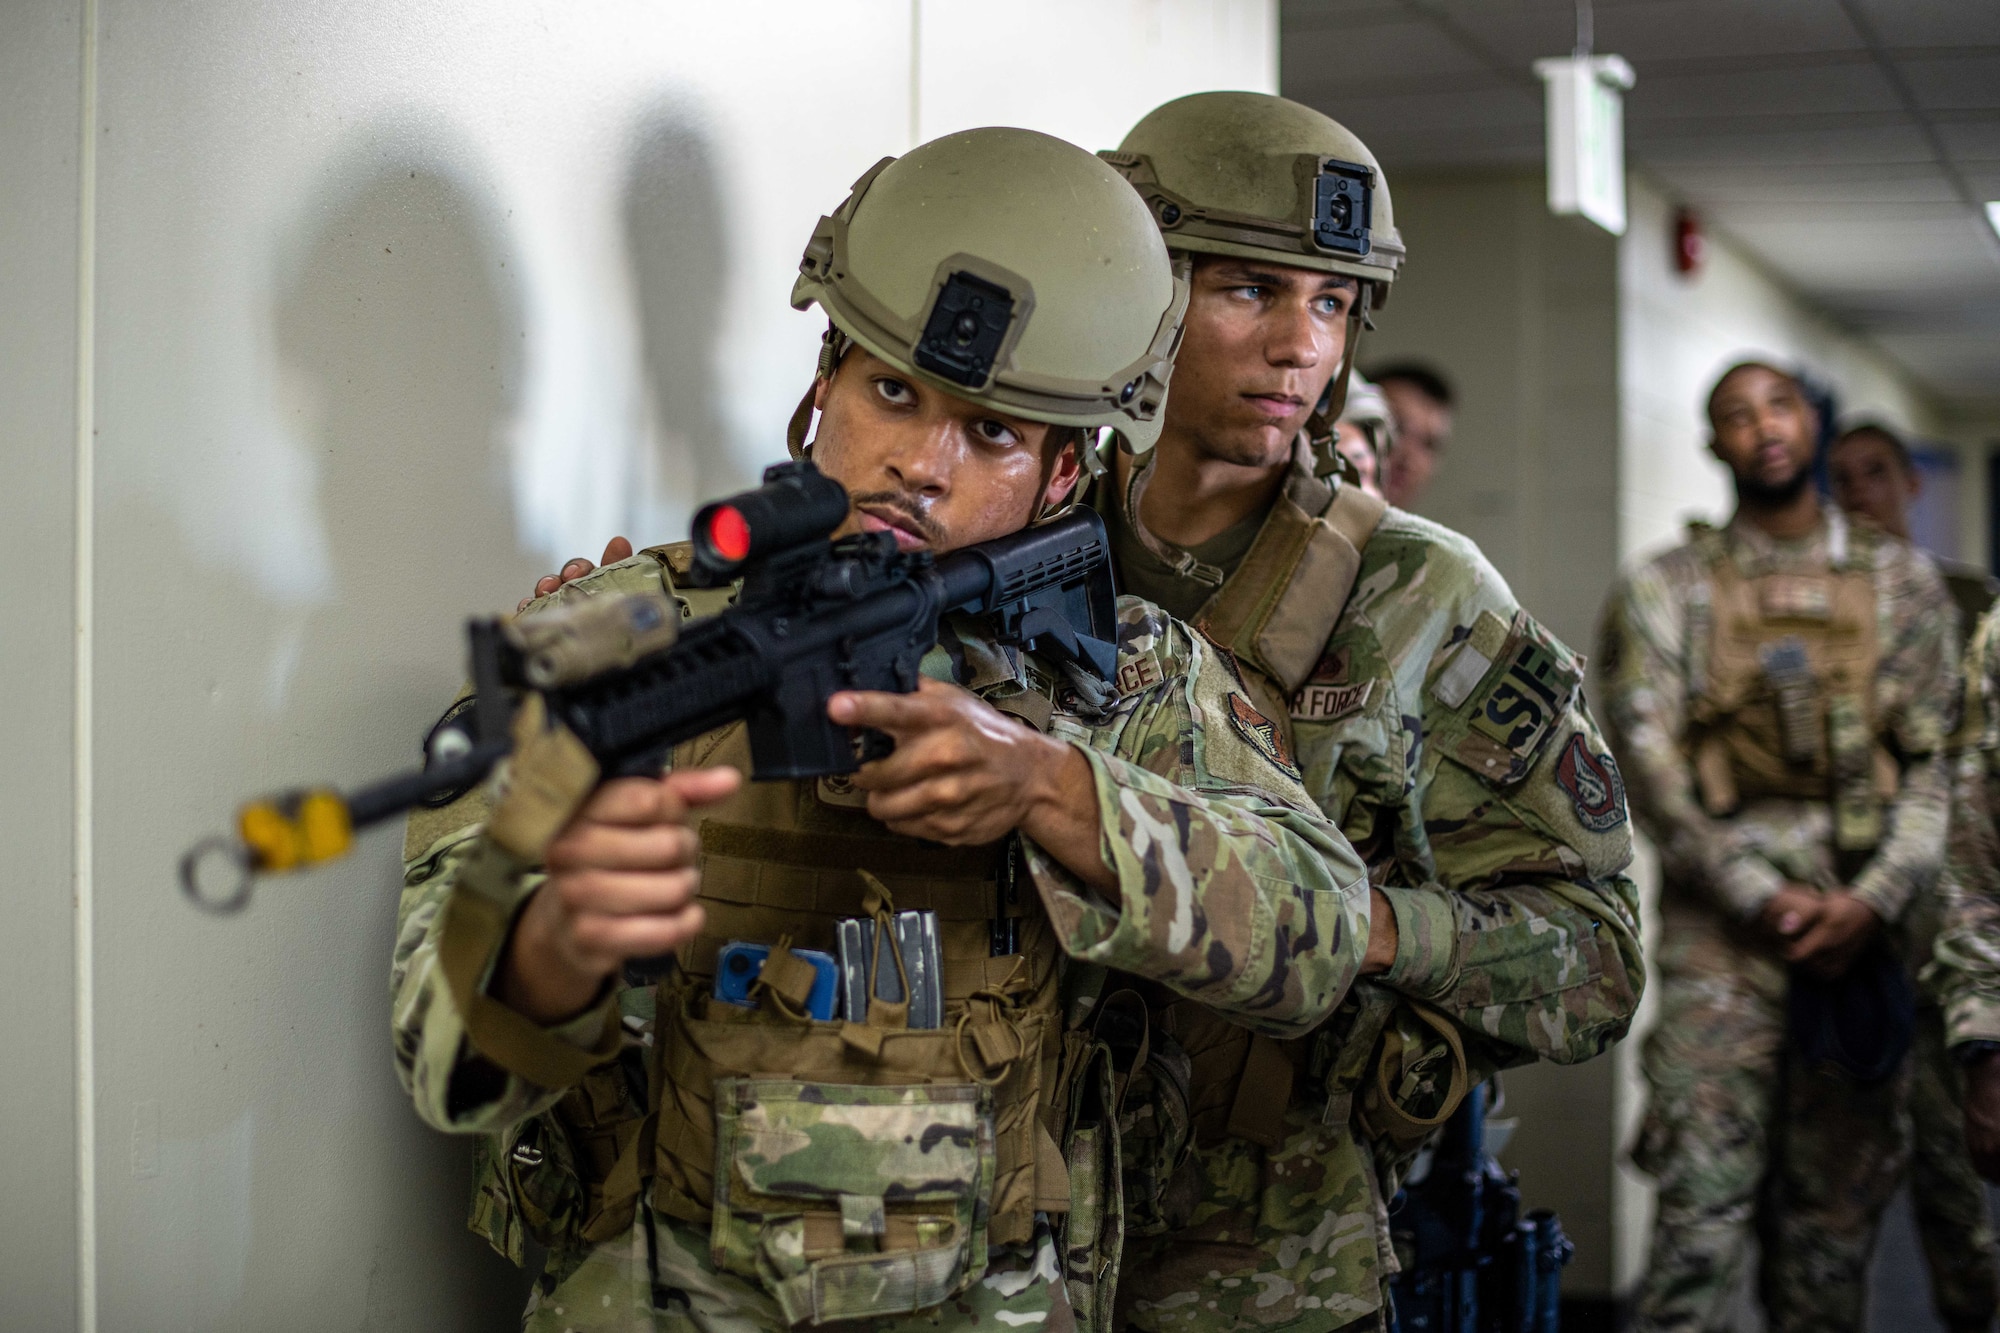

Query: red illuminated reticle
705;505;752;562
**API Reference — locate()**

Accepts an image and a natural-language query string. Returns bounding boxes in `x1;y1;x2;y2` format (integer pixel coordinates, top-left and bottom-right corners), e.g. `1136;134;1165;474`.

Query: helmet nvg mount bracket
786;127;1190;476
1104;91;1407;464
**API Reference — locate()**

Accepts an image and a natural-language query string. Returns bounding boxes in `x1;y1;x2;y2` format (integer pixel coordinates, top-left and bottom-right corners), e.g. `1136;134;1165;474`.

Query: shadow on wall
264;151;546;1323
92;144;541;1328
624;100;747;518
276;157;548;663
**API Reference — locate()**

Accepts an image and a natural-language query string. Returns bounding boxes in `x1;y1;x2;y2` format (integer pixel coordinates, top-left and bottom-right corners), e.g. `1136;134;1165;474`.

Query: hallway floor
1869;1182;2000;1332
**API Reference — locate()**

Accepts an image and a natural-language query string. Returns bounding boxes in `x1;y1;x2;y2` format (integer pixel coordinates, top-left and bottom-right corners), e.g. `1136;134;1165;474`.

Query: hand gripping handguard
180;460;1120;913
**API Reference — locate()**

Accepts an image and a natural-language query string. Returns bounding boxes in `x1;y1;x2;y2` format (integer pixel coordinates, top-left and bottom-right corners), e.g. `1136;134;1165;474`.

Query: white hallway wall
0;3;1277;1328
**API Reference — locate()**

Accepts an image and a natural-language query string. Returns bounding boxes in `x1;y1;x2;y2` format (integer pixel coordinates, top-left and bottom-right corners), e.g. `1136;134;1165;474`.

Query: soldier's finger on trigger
852;730;968;793
830;689;928;737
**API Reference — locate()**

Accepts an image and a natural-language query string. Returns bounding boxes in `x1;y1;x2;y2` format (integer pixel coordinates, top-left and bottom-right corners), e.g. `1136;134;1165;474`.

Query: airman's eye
875;377;915;405
973;419;1021;446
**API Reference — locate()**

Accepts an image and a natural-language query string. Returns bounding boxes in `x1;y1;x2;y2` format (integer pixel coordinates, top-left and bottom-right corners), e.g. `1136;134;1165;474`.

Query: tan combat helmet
788;127;1189;466
1103;91;1405;455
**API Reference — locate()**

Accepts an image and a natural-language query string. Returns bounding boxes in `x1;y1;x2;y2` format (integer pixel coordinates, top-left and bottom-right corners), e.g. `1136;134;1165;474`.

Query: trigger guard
855;727;895;765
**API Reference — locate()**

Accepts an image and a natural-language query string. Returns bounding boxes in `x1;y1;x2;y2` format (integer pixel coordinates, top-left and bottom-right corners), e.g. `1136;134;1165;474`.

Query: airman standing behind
1092;92;1643;1331
1600;362;1957;1332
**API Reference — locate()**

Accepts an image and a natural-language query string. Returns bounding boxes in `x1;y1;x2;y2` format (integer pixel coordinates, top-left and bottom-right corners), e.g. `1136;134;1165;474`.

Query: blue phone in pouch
713;941;840;1021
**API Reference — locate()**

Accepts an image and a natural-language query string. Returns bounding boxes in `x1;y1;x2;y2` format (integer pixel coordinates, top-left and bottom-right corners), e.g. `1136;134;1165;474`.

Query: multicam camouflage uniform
1099;444;1645;1332
1896;554;1998;1333
1922;603;2000;1331
391;547;1373;1333
1600;509;1956;1332
1934;607;2000;1053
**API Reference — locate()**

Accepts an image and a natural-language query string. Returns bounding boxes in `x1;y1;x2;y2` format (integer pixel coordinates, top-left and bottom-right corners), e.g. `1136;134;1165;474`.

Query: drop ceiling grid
1281;0;2000;405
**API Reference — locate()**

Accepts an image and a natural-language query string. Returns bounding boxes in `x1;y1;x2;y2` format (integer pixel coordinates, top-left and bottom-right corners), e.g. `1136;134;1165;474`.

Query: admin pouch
710;1078;996;1324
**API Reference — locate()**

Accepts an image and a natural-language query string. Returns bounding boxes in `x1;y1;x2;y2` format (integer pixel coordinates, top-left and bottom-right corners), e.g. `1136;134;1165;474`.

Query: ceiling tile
1634;120;1936;166
1451;0;1864;67
1960;162;2000;197
1846;0;2000;49
1280;0;1409;29
1869;331;2000;400
1624;60;1900;121
1643;159;1960;204
1281;16;1494;87
1716;210;1999;289
1936;116;2000;162
1895;52;2000;112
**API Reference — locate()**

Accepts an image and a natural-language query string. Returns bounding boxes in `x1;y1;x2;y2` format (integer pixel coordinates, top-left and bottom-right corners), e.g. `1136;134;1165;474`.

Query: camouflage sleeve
1925;609;2000;1046
1599;557;1786;916
1358;590;1643;1066
1025;598;1372;1039
390;553;677;1135
391;808;610;1134
1846;544;1957;920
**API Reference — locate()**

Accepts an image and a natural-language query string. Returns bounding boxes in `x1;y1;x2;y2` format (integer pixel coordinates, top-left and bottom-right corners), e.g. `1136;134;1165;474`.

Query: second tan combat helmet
788;127;1188;463
1104;91;1405;446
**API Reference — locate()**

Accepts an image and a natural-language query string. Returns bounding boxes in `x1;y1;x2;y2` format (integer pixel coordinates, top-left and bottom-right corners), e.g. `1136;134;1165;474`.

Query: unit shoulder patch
1227;693;1298;777
1554;734;1628;832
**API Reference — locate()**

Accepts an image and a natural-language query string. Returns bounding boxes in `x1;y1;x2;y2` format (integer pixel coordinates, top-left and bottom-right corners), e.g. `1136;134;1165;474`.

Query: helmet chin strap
786;323;853;460
1305;282;1375;479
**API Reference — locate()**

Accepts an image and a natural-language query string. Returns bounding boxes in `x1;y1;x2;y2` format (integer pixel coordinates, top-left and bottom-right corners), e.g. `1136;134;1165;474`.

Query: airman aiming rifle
180;460;1119;913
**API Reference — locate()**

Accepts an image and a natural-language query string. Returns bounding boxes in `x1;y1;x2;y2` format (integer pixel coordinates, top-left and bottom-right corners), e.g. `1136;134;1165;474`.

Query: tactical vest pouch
1085;989;1194;1241
1059;1030;1125;1333
710;1077;995;1325
1356;1001;1470;1153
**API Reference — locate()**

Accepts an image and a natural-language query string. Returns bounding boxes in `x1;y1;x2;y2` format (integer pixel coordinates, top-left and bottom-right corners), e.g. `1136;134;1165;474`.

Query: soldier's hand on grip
829;678;1109;886
498;766;739;1024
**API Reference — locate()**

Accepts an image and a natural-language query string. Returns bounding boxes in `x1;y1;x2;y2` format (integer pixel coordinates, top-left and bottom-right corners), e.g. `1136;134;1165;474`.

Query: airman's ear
1042;438;1083;512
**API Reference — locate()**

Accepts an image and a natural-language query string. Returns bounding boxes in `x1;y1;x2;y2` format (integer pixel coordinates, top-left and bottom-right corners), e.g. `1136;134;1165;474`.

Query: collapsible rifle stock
181;460;1119;913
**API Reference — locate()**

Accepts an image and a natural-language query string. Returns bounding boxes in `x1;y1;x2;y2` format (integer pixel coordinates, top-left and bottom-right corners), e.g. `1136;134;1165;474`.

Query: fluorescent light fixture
1987;201;2000;240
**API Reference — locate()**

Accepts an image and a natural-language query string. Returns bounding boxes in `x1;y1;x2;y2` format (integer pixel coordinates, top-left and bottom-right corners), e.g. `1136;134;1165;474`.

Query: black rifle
1387;1082;1575;1333
181;460;1119;912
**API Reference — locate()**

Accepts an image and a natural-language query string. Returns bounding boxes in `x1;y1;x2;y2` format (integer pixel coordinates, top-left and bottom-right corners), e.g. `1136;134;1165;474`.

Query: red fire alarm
1674;206;1705;276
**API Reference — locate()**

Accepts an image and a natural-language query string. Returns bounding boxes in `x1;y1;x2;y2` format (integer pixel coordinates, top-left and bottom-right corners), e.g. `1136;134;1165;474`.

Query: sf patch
1555;734;1627;832
1228;693;1297;777
1467;634;1576;761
